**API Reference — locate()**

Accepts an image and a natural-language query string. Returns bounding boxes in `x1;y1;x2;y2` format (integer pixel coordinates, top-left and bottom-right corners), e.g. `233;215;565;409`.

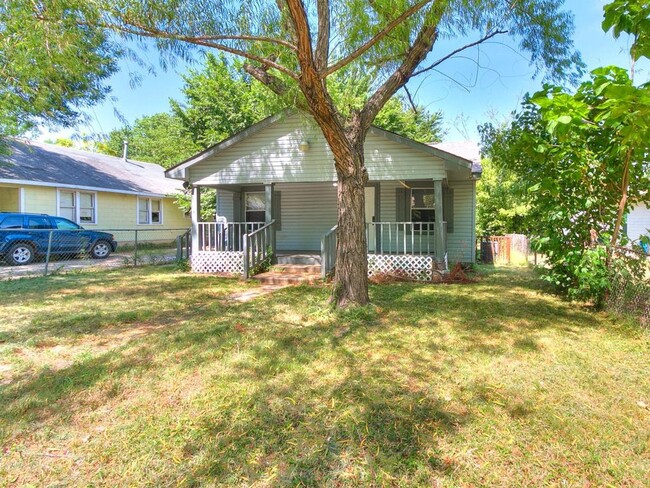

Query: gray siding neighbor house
165;111;481;279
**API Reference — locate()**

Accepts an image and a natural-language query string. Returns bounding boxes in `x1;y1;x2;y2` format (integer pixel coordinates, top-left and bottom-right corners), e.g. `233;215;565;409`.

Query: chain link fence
0;228;190;279
606;247;650;326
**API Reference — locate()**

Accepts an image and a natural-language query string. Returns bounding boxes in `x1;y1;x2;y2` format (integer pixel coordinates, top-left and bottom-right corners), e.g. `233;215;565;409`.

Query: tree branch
315;0;330;71
242;63;290;96
404;86;418;113
324;0;433;76
71;17;301;80
361;21;438;129
192;34;297;51
412;29;508;77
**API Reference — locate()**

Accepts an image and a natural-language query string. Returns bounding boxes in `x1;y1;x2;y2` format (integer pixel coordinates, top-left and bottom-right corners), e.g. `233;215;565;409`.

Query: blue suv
0;213;118;265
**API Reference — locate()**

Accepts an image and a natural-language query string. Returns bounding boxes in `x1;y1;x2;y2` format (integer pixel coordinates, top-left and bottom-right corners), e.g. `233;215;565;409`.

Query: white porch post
434;180;445;262
191;186;201;256
264;183;276;258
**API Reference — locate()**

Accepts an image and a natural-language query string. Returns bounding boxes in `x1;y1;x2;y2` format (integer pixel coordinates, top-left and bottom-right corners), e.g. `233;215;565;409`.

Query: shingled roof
430;141;483;175
0;140;182;197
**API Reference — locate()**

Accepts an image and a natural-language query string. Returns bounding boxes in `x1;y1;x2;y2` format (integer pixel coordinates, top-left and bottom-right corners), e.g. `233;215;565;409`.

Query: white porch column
434;180;445;262
264;183;276;258
191;186;201;256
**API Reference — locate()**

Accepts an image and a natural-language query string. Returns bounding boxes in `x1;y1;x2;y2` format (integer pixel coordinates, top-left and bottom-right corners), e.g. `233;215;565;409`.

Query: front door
365;186;376;252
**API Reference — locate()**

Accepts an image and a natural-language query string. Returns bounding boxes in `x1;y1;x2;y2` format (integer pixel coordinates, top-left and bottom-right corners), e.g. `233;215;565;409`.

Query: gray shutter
232;192;242;221
443;187;454;233
395;187;410;221
272;191;281;231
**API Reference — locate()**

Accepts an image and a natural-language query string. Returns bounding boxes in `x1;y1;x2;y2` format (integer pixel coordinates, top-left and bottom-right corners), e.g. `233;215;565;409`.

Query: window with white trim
138;197;163;224
58;190;96;224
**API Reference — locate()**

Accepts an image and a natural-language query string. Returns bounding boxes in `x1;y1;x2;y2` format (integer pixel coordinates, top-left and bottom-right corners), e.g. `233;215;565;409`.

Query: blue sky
40;0;646;144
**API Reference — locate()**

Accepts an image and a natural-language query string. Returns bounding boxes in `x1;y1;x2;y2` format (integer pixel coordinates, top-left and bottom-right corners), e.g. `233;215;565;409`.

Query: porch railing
197;221;264;252
243;220;275;278
321;225;337;278
366;222;446;256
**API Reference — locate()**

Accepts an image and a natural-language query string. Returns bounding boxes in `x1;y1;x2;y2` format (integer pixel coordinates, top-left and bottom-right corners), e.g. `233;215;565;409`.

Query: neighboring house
627;202;650;245
0;141;189;238
166;111;481;279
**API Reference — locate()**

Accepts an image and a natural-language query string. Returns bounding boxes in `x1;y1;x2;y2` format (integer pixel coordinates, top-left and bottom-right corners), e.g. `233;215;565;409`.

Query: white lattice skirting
367;254;434;281
192;251;244;274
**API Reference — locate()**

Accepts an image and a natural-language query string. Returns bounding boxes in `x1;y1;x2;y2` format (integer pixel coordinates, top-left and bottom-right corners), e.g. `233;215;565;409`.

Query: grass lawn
1;266;649;486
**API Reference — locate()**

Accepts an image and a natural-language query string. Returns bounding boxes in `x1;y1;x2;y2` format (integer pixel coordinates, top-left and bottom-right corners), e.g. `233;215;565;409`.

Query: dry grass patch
0;265;649;486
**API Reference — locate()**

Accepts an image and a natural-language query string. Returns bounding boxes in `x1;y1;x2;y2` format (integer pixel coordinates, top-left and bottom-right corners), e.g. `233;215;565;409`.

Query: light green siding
446;180;476;263
188;113;447;185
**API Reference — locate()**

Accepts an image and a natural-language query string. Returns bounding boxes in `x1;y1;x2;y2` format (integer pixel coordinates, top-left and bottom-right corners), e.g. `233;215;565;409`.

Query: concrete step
276;253;322;265
271;264;321;274
253;271;321;285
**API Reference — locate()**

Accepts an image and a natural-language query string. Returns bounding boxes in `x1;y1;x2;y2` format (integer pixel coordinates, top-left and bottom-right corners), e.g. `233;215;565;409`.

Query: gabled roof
165;111;476;180
0;140;182;197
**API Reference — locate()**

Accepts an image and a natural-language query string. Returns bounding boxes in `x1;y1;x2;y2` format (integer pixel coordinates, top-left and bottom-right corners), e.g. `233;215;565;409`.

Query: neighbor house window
138;197;163;224
58;190;96;224
411;188;435;229
245;192;265;222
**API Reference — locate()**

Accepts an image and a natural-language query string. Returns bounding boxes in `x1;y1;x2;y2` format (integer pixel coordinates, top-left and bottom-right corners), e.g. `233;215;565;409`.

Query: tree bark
331;129;369;307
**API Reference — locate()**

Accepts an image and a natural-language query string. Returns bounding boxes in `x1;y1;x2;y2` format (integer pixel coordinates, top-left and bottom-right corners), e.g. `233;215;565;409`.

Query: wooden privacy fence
479;234;530;265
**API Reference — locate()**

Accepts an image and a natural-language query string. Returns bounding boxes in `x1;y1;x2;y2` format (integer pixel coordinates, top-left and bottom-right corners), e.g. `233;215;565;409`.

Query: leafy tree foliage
169;54;287;148
0;0;117;151
481;0;650;304
474;155;530;237
98;113;200;168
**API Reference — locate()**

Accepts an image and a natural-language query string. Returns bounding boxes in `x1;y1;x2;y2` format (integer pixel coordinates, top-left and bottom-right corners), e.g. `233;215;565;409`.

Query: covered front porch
189;180;448;281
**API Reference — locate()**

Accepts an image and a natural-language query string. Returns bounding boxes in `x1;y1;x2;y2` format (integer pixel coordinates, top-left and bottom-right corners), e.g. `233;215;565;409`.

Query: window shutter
443;187;454;233
272;191;281;231
232;192;242;221
396;187;410;221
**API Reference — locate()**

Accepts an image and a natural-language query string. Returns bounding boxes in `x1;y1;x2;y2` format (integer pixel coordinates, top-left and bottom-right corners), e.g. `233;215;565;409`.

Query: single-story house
165;111;481;279
0;140;189;240
627;202;649;246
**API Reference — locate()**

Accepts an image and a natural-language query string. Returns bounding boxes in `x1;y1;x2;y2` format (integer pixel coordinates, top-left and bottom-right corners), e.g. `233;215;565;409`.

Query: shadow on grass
0;266;635;485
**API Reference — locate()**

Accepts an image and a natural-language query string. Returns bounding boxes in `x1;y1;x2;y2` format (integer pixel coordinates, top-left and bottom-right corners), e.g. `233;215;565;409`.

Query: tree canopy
0;0;117;150
480;0;650;304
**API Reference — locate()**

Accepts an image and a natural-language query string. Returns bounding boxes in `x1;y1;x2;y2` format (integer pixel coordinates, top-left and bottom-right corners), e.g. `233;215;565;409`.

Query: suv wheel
6;242;35;266
90;240;112;259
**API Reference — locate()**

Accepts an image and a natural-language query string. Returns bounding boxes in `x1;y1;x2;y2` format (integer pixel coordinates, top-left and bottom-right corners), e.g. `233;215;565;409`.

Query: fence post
176;235;182;261
44;230;53;276
134;229;138;266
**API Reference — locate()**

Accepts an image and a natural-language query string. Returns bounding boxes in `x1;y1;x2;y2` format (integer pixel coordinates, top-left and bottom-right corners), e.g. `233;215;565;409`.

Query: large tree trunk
330;126;369;307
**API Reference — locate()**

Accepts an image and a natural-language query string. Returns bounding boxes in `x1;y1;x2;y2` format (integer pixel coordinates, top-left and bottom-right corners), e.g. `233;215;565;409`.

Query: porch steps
253;263;321;285
272;264;321;274
276;253;321;266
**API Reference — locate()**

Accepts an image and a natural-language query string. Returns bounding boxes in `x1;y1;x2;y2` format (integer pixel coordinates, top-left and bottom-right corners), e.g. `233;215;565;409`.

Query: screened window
138;198;163;224
245;192;265;222
411;188;435;227
79;192;95;223
59;191;76;221
58;190;96;224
